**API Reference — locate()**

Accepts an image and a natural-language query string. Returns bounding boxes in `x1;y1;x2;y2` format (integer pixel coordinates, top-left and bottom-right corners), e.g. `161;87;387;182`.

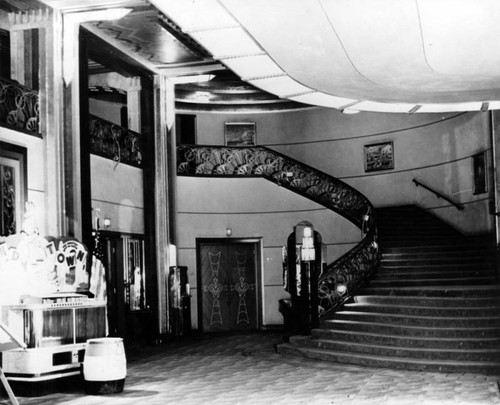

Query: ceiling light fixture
172;75;215;84
340;109;360;115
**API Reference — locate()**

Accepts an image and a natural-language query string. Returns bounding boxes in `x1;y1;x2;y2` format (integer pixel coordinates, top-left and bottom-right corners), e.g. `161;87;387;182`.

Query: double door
197;239;260;332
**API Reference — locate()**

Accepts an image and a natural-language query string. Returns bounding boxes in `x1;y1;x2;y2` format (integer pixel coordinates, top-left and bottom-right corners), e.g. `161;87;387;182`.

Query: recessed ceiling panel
85;8;202;65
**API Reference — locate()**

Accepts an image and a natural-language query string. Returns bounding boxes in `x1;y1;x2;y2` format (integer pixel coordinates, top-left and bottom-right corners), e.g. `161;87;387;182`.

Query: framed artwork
0;141;27;236
472;151;487;195
364;141;394;172
224;122;256;147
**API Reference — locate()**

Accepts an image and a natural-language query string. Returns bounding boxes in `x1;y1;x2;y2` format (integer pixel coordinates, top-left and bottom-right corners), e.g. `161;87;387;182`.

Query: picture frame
0;141;28;236
472;151;488;195
364;141;394;172
224;122;256;147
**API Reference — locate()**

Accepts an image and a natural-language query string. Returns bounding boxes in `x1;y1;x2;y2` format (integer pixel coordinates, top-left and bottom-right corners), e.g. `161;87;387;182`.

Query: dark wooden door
198;240;259;332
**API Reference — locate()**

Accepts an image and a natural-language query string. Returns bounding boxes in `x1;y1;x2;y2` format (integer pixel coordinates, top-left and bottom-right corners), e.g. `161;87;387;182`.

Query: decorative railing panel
178;145;372;228
89;114;143;167
0;77;39;134
177;145;380;316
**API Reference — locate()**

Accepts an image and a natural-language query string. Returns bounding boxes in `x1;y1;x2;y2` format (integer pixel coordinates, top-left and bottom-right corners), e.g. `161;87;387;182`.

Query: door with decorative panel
197;239;260;333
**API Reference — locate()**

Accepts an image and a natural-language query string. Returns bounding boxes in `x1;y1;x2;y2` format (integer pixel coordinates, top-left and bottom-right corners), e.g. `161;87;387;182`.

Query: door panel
200;243;229;331
227;244;257;331
198;240;259;333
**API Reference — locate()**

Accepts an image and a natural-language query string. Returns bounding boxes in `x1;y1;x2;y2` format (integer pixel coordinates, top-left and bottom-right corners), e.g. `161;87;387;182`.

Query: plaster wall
90;155;144;234
176;107;493;329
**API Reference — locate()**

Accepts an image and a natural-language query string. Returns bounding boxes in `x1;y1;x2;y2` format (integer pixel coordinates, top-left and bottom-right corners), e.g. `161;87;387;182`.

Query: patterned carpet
1;331;499;405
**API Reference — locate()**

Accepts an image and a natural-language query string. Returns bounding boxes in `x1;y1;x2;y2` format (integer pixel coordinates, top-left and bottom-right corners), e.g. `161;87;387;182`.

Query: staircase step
311;328;500;349
289;335;500;362
343;302;500;317
380;257;493;266
375;269;492;280
277;343;500;374
381;240;494;254
354;295;500;307
377;263;495;272
368;276;496;288
331;311;500;328
358;285;500;298
321;319;500;338
284;205;500;373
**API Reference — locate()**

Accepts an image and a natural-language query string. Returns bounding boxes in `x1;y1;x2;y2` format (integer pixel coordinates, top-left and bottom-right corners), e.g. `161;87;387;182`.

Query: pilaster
9;8;66;238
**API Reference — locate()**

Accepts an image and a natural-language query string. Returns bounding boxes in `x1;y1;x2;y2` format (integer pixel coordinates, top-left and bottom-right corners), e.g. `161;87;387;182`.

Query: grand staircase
278;205;500;373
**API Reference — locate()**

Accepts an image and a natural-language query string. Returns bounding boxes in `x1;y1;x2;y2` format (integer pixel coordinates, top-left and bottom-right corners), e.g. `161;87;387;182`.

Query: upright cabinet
102;233;151;341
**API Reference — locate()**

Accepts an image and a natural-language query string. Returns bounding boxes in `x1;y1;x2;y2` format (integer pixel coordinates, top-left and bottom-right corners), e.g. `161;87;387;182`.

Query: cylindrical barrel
83;337;127;394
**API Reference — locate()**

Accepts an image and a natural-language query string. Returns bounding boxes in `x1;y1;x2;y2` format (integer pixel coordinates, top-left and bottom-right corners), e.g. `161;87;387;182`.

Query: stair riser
343;304;500;317
380;258;493;266
312;329;500;349
323;321;500;338
379;238;495;251
375;270;493;280
358;288;500;298
354;296;500;307
331;313;500;328
369;278;496;288
290;337;500;362
277;345;500;374
381;251;494;259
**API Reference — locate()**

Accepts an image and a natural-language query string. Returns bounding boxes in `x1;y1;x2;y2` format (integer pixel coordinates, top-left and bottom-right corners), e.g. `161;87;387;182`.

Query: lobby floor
1;331;499;405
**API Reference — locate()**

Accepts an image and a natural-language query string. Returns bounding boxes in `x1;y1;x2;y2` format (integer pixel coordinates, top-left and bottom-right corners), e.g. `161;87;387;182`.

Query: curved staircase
278;205;500;374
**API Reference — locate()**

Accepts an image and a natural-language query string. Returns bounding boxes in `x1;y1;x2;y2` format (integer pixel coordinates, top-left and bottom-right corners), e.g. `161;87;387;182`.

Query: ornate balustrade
0;77;39;134
177;144;380;316
89;114;143;167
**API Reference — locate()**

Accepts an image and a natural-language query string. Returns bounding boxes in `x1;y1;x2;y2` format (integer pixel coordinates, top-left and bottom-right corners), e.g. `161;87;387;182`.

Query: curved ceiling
150;0;500;114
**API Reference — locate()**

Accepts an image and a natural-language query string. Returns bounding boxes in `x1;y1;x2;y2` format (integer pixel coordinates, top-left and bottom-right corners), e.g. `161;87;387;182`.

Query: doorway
100;231;154;343
196;238;262;333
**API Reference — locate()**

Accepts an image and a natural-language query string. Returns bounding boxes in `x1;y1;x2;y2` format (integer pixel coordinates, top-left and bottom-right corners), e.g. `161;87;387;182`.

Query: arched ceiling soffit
151;0;500;114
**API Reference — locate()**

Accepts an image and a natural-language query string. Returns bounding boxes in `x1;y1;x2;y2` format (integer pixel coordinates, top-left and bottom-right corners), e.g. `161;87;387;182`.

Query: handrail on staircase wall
177;144;381;316
412;178;464;211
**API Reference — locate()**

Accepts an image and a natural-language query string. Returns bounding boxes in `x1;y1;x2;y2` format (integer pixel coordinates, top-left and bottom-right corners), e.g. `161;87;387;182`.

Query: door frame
195;237;263;333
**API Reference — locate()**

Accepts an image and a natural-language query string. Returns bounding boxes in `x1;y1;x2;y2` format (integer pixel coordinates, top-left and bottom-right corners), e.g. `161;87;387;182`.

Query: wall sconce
336;284;347;296
103;218;111;229
226;228;232;237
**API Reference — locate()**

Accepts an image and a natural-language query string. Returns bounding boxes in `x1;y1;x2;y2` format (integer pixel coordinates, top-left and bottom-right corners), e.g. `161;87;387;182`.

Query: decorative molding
8;8;54;30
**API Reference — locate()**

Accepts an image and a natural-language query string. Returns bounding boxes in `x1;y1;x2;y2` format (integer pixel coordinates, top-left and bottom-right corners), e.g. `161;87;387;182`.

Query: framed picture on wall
472;151;488;195
0;141;28;236
225;122;256;147
364;141;394;172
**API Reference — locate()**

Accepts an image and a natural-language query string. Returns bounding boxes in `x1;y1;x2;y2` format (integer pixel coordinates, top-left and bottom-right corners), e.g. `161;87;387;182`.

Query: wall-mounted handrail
177;144;380;316
412;178;464;211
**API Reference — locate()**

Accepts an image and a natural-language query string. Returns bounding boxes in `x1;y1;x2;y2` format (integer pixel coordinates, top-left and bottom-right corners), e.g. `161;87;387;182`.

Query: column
152;75;176;335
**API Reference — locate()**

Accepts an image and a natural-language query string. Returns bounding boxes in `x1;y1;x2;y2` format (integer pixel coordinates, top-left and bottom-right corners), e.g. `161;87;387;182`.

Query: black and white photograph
0;1;499;404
